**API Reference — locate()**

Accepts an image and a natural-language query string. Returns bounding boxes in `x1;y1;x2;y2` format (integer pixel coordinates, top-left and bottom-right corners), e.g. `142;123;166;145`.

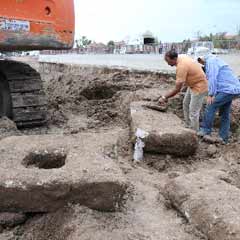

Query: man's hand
157;81;183;106
207;96;215;105
158;96;168;105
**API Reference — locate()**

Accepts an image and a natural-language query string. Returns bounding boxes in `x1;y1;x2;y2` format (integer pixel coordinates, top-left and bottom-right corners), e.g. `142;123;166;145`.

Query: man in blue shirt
198;54;240;143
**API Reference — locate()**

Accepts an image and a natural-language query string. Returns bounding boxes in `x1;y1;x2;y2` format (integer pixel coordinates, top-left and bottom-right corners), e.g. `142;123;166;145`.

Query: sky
73;0;240;43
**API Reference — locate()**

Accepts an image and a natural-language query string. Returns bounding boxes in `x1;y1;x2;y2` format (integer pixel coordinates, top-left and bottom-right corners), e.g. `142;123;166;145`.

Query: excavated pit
80;84;118;100
22;148;67;169
31;62;176;131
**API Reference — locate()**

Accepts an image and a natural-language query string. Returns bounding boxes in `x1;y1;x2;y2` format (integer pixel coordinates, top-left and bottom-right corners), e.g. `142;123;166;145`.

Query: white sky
74;0;240;43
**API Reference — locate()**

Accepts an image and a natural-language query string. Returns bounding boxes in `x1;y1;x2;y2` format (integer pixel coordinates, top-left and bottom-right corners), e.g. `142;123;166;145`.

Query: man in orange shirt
159;50;208;131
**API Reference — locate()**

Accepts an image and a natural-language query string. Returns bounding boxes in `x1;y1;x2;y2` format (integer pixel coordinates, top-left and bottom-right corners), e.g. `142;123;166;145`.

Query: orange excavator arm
0;0;75;51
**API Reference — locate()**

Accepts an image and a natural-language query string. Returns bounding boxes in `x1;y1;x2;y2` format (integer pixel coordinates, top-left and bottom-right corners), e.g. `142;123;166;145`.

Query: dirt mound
0;117;20;139
38;63;174;130
164;170;240;240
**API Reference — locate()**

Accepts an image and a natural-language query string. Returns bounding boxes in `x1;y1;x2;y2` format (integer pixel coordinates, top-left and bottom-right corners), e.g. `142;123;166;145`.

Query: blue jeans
201;92;237;142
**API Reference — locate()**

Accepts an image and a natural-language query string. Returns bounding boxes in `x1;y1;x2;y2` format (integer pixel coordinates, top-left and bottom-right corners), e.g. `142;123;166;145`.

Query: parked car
187;41;214;56
212;48;228;54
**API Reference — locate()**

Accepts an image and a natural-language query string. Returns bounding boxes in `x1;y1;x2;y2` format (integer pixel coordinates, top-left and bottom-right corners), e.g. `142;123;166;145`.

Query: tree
75;36;92;48
215;32;227;40
195;30;202;40
182;39;191;53
107;40;115;47
107;40;115;53
236;25;240;36
199;35;211;41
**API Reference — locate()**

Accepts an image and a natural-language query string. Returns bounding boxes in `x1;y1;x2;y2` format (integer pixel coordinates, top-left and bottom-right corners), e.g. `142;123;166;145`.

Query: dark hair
165;50;178;59
197;57;206;72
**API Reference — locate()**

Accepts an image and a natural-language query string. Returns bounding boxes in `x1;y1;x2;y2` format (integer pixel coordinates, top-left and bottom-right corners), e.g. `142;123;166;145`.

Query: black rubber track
0;60;47;127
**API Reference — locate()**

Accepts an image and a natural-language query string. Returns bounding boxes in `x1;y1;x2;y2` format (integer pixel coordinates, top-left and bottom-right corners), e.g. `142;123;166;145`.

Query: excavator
0;0;75;127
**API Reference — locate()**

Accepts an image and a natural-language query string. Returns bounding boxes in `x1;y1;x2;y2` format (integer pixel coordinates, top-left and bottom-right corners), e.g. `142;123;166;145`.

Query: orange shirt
176;55;208;93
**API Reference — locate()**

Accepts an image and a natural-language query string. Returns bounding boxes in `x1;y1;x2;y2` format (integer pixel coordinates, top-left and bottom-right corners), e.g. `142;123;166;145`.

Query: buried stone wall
130;102;198;157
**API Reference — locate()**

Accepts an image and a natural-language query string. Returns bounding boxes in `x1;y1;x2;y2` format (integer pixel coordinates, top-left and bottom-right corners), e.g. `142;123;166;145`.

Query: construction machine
0;0;75;127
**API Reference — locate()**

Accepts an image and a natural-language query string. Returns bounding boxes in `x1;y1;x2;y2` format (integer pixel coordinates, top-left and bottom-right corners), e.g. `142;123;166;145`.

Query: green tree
215;32;227;40
182;39;191;53
236;25;240;36
75;36;92;48
107;40;114;47
107;40;115;53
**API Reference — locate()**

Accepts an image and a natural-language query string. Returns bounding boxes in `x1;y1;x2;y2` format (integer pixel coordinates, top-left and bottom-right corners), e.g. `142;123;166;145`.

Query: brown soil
0;59;239;240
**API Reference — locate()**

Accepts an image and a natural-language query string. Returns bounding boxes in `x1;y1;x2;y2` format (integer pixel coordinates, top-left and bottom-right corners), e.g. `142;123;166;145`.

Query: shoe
203;135;228;145
197;130;208;137
219;138;228;145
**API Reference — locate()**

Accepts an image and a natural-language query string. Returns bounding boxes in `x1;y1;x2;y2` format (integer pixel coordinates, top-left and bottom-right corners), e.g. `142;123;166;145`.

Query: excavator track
0;60;47;127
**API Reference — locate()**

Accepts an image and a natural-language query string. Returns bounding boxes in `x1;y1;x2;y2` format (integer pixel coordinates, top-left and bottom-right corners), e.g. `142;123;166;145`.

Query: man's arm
206;59;219;96
205;58;219;105
164;81;184;99
159;81;184;103
159;63;187;103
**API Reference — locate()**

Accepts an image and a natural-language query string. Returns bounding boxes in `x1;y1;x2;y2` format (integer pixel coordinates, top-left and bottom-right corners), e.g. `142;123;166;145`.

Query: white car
187;41;214;56
212;48;228;54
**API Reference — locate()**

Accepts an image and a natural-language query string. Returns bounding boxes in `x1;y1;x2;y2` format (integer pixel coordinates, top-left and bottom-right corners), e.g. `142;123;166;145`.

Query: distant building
113;41;126;54
86;42;107;54
115;31;159;54
142;31;155;45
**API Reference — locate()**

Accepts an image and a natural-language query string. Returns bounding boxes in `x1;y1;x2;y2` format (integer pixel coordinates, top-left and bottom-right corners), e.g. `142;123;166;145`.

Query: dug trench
1;61;240;240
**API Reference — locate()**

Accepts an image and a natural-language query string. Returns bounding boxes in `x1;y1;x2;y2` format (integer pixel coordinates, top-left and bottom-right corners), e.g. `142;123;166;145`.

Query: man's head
164;50;178;66
197;57;205;65
195;48;210;65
